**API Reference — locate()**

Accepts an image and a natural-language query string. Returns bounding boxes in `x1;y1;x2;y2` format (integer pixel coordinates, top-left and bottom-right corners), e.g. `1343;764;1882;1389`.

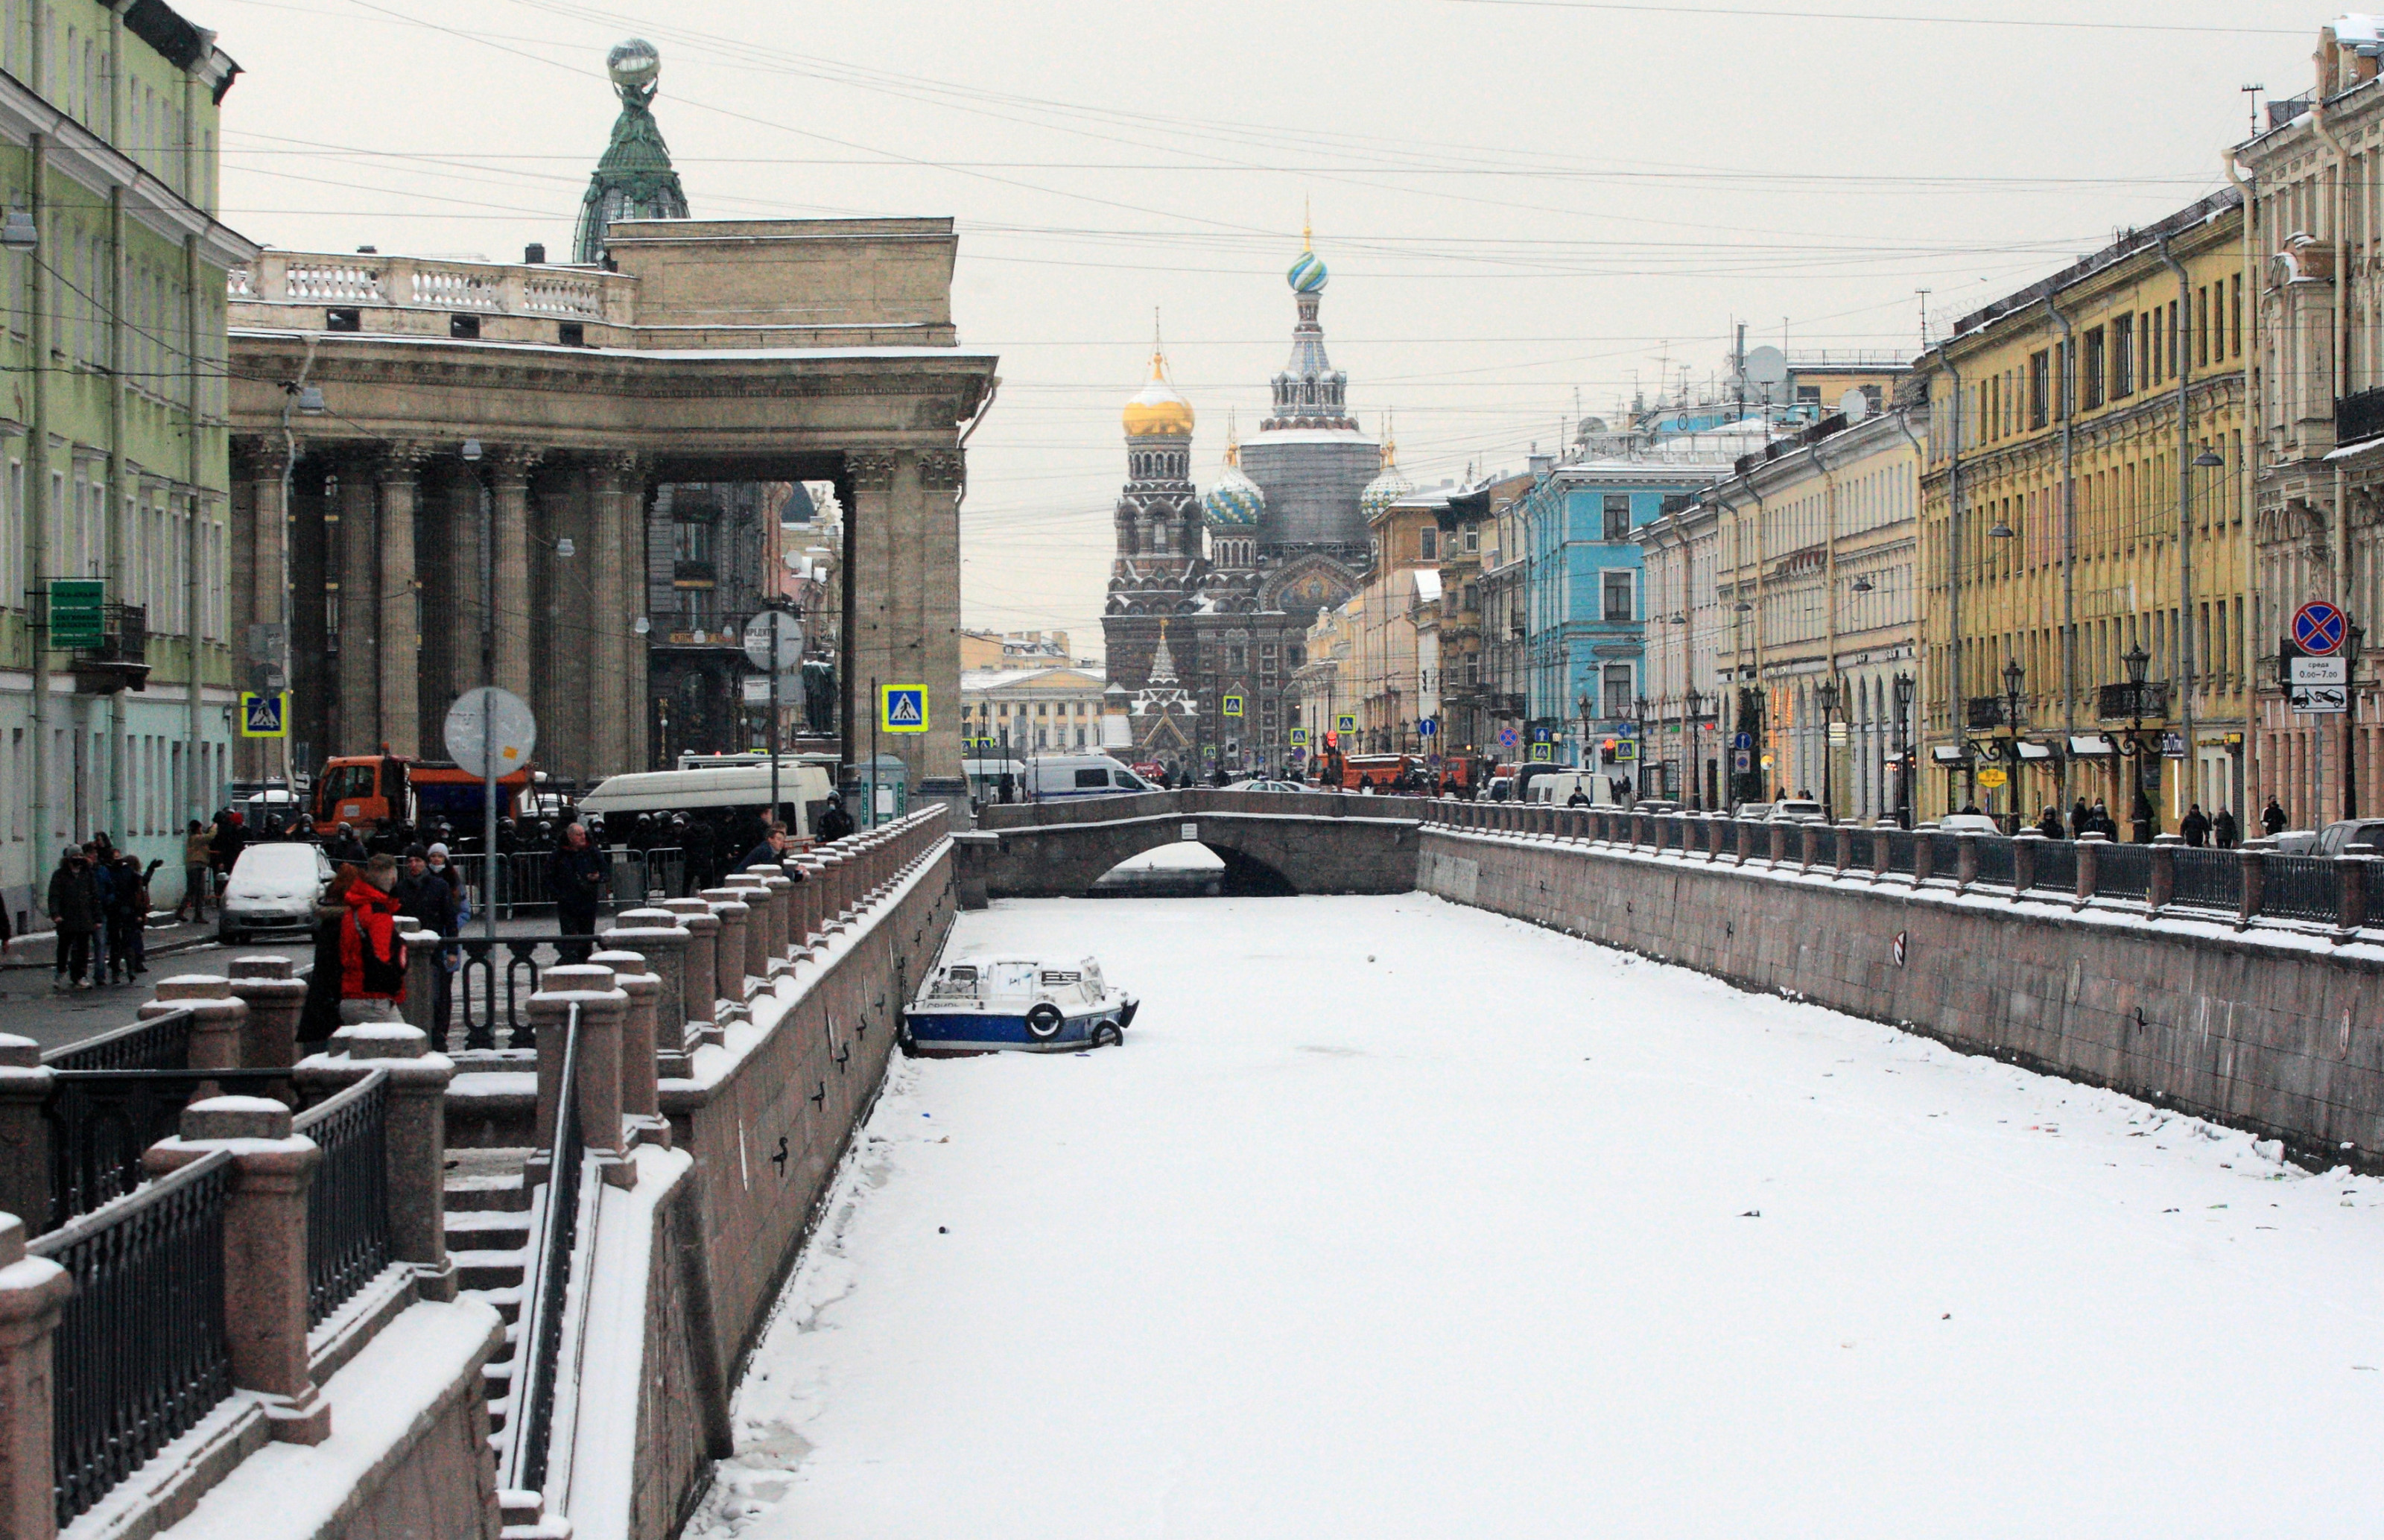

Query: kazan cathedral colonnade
1103;233;1405;775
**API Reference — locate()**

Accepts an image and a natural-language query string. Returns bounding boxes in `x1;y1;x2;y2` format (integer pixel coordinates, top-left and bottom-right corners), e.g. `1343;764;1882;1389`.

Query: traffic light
1324;730;1339;748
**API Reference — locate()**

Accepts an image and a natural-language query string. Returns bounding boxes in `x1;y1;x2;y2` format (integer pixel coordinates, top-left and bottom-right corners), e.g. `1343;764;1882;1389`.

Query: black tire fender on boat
1091;1019;1124;1048
1025;1002;1065;1041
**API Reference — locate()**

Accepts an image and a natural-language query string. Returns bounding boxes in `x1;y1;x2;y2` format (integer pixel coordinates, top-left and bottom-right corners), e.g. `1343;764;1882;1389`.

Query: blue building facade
1518;422;1763;767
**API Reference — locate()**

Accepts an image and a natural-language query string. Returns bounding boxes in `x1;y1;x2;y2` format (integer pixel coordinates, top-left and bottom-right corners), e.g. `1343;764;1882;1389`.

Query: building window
2082;327;2106;410
2028;349;2050;429
1602;493;1631;542
1602;663;1633;719
2111;313;2134;399
1419;526;1438;560
1602;570;1633;624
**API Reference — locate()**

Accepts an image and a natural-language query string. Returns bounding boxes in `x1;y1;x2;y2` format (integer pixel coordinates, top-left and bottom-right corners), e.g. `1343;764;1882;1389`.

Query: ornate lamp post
1684;685;1705;809
1577;691;1594;773
2120;641;2152;840
2001;657;2025;831
1892;671;1915;828
1816;676;1841;822
1633;694;1650;803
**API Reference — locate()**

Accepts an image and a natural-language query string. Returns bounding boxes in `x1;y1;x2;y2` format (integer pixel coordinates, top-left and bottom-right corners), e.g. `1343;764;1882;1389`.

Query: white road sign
741;609;805;674
443;686;538;772
2291;656;2348;686
2289;683;2350;714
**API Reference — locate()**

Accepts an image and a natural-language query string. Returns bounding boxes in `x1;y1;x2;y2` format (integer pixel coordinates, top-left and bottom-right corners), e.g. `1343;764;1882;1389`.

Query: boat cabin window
930;966;979;1001
990;962;1040;997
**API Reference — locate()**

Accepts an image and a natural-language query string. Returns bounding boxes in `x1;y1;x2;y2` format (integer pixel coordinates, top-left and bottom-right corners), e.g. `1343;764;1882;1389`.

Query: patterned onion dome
1287;247;1328;294
1202;430;1265;527
1360;427;1414;519
1123;363;1194;437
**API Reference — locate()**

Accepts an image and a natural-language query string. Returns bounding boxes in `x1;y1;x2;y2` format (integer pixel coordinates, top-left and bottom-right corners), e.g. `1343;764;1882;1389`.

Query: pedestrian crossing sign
1222;694;1244;718
879;685;929;734
1336;713;1357;735
239;691;288;738
1528;744;1554;761
1289;727;1308;747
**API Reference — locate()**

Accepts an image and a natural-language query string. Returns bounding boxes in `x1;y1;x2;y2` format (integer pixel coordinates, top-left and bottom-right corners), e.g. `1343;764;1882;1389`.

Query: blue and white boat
903;954;1138;1056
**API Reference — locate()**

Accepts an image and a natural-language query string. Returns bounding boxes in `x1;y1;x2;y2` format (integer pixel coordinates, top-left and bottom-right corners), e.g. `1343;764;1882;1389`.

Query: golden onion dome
1123;345;1194;437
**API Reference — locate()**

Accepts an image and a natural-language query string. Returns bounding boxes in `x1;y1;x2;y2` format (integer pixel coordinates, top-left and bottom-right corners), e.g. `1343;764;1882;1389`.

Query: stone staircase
443;1147;534;1445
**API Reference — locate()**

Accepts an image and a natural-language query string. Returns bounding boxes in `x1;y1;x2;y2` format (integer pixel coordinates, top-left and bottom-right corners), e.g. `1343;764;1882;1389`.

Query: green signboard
48;579;103;648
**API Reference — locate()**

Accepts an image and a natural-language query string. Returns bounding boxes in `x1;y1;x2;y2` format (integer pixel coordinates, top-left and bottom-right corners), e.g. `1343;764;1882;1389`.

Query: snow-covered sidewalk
692;894;2384;1539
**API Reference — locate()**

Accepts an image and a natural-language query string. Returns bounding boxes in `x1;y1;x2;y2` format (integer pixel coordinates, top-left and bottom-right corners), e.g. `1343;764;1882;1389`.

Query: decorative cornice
919;449;965;490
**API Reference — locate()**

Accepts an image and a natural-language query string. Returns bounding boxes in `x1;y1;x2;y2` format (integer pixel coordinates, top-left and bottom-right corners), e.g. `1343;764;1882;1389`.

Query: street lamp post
2120;640;2152;841
2001;657;2025;832
1684;686;1705;809
1816;677;1841;823
1576;692;1594;775
1633;694;1649;804
1892;671;1915;828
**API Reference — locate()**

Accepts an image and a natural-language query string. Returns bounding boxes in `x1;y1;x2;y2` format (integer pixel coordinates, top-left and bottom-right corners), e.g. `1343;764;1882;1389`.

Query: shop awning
1930;745;1970;765
2014;740;2057;761
2068;733;2116;758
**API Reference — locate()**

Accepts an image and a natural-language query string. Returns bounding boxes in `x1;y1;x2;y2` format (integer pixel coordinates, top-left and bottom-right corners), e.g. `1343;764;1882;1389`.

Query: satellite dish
1741;345;1789;394
1579;416;1609;435
1839;388;1871;422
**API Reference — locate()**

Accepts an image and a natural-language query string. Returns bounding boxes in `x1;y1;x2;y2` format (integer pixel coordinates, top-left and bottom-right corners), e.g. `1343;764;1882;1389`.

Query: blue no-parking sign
2292;601;2348;656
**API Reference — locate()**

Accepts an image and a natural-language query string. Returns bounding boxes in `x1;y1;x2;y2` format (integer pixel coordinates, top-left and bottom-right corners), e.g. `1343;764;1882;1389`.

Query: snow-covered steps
443;1147;533;1443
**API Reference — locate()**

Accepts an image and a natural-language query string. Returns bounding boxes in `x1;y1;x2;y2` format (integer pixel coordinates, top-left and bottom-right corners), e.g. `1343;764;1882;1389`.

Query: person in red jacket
338;854;408;1024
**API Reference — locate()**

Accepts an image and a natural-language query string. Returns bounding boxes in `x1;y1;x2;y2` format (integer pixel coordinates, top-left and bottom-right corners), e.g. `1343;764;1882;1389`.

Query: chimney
524;242;547;264
1528;453;1555;478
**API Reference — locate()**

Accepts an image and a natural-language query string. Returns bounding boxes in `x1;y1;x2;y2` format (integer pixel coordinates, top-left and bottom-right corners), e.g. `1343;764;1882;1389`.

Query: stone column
444;454;486;709
335;451;380;754
846;450;897;785
589;455;644;776
145;1098;329;1442
535;473;588;788
139;976;250;1094
0;1039;53;1243
490;447;540;701
294;1020;458;1300
0;1213;70;1540
2012;829;2042;899
2076;831;2106;905
233;440;290;785
2148;832;2181;912
588;949;662;1139
916;449;966;788
660;899;719;1037
2236;840;2269;930
376;444;427;757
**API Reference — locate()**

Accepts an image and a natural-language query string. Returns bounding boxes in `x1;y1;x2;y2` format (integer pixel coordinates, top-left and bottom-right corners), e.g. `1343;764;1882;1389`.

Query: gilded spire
1302;195;1313;253
1123;307;1194;437
1224;408;1240;468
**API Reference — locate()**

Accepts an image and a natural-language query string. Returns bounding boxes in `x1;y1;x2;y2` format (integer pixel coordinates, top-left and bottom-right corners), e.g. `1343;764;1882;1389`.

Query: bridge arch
960;790;1424;902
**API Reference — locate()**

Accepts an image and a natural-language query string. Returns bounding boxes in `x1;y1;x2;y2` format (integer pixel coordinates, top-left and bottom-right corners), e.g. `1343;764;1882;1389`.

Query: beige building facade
960;664;1106;752
226;218;995;796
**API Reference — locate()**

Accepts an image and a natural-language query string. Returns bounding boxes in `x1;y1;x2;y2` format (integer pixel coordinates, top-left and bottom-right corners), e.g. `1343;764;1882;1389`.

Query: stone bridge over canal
955;789;1433;902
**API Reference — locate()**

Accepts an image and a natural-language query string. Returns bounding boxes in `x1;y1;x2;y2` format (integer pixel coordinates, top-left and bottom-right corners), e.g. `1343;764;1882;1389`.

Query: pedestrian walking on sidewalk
46;845;98;990
545;822;607;963
338;855;409;1025
175;820;214;921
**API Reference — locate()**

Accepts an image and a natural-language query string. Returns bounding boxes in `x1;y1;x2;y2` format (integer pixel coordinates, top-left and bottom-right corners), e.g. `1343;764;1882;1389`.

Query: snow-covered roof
962;665;1106;693
1249;427;1375;446
1412;568;1443;601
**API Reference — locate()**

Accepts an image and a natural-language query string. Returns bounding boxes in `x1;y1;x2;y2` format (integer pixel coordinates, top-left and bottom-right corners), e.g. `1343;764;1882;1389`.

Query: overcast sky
206;0;2322;662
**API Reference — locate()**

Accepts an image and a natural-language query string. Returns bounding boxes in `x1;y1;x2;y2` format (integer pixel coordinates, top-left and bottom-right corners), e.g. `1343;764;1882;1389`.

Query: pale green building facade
0;0;253;927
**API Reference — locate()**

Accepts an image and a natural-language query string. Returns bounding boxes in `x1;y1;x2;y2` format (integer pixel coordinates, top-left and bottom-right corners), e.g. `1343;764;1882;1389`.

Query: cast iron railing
2029;839;2076;893
2169;848;2240;912
32;1149;234;1525
1973;834;2016;887
2096;842;2153;900
43;1010;194;1074
503;1001;584;1498
42;1059;298;1228
292;1071;392;1328
2264;855;2339;922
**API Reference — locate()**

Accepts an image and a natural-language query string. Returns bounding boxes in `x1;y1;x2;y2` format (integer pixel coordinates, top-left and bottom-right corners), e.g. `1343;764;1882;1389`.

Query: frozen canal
691;894;2384;1539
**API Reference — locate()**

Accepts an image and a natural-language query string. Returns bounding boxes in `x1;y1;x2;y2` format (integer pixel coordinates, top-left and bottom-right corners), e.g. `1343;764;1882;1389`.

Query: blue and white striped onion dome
1360;460;1415;520
1202;462;1265;527
1287;248;1329;294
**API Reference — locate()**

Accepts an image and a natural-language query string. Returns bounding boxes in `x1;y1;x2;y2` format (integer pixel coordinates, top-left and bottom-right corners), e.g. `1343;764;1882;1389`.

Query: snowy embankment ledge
688;893;2384;1539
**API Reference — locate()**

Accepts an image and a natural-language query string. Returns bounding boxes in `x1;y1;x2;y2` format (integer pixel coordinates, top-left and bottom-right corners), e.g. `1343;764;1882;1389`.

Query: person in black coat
2036;805;2065;840
46;845;98;990
2213;805;2241;849
2262;796;2289;836
545;823;608;961
298;866;358;1046
815;795;856;843
2181;803;2212;847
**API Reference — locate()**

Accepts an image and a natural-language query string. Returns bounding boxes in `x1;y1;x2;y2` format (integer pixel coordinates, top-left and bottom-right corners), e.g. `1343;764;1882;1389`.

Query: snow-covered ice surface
689;895;2384;1539
1104;838;1224;872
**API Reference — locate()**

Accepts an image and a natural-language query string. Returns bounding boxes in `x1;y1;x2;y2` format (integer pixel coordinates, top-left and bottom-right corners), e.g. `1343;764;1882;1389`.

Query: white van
1524;769;1623;808
1023;755;1158;802
578;759;837;838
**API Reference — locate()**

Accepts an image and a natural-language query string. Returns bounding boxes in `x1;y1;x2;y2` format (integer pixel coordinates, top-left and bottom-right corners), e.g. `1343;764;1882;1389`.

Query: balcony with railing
2339;386;2384;447
231;251;638;346
69;603;148;694
2097;680;2171;723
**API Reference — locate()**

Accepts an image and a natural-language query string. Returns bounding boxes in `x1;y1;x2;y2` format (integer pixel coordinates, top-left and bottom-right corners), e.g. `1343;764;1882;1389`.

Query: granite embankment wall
1420;826;2384;1163
603;835;957;1539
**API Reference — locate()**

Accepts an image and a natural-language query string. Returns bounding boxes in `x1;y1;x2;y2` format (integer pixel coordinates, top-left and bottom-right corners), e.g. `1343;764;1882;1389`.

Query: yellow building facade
1915;190;2250;833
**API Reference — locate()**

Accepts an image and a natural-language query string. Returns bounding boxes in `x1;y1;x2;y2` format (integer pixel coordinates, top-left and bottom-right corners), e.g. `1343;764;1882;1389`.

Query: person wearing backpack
338;854;409;1024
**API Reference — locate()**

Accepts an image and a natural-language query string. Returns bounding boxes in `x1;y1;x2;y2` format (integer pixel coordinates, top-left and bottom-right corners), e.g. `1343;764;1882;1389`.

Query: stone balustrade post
660;899;720;1038
588;950;664;1143
1799;823;1822;871
0;1040;52;1244
2236;840;2268;930
396;918;444;1042
1767;821;1787;865
0;1212;71;1540
293;1020;458;1299
724;875;774;973
700;889;754;1007
2336;848;2377;940
522;965;633;1186
2148;833;2181;912
1912;826;1936;886
817;853;852;921
756;870;795;964
784;859;821;949
1954;833;1979;890
1735;817;1754;864
2076;831;2106;905
607;912;689;1066
1871;826;1892;881
139;976;249;1094
2012;830;2043;899
1831;824;1854;874
145;1097;329;1442
226;956;309;1071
